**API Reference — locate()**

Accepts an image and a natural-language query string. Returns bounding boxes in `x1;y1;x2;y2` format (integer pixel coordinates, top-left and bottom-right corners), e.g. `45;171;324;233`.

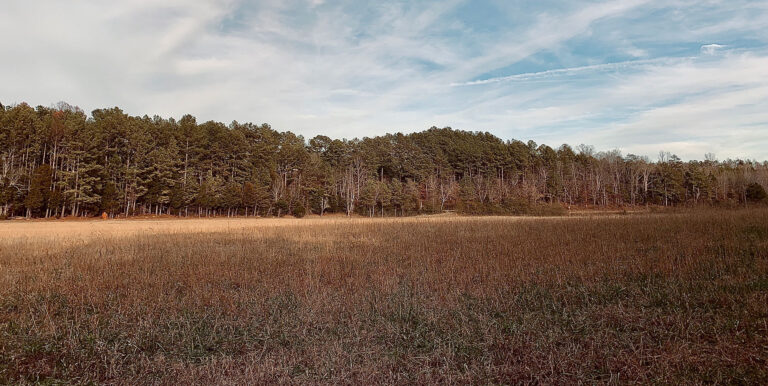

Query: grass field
1;210;767;384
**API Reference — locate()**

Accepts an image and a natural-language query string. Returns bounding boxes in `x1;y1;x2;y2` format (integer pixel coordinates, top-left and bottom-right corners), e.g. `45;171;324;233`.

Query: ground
1;211;767;384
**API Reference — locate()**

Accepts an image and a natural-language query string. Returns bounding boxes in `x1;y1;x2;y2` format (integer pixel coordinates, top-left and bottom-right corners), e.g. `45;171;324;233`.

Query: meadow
1;210;767;384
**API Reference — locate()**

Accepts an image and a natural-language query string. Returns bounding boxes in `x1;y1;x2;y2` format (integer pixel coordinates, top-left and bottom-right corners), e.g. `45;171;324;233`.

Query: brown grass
1;210;767;384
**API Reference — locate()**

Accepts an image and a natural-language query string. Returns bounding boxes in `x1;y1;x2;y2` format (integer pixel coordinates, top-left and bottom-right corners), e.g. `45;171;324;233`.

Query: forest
1;101;767;219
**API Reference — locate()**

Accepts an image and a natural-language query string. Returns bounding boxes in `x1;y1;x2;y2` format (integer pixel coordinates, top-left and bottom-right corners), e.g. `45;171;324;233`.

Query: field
1;211;767;384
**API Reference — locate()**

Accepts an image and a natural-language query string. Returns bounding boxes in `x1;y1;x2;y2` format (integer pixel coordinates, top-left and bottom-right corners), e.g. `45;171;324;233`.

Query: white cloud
451;58;672;86
0;0;767;161
701;44;725;55
544;53;768;160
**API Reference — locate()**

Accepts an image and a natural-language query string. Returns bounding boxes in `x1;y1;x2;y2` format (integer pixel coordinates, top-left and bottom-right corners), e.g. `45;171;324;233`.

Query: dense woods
1;101;767;219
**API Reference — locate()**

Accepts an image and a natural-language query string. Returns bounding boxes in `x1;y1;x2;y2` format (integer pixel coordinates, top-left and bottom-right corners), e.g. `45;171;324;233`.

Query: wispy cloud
451;58;677;86
701;44;725;55
0;0;767;160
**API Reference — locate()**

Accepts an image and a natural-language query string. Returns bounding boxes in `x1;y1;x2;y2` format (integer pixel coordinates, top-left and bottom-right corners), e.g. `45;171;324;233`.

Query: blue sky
2;0;767;160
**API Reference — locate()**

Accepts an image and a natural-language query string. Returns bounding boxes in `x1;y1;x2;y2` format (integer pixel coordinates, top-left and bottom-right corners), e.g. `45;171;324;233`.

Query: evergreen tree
0;99;766;218
746;183;767;202
25;164;52;217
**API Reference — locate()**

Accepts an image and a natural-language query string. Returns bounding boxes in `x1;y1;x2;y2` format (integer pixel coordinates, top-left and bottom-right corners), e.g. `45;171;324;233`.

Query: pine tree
25;164;52;217
746;183;767;202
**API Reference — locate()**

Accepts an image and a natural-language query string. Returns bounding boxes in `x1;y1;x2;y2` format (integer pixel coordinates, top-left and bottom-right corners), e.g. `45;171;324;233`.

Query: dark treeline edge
1;102;767;219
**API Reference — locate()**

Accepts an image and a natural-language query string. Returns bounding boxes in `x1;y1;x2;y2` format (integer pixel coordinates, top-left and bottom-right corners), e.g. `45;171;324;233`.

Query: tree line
1;101;767;219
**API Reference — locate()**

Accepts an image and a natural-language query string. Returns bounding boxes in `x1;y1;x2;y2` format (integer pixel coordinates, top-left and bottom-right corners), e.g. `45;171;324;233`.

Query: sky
1;0;767;161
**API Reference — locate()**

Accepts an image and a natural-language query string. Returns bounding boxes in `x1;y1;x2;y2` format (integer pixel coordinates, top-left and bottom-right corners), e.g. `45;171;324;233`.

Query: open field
0;214;534;244
1;211;767;384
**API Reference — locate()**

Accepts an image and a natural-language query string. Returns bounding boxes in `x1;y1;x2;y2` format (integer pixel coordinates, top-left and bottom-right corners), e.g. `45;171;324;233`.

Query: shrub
502;198;532;215
292;204;306;218
529;203;568;216
746;183;767;203
274;200;289;217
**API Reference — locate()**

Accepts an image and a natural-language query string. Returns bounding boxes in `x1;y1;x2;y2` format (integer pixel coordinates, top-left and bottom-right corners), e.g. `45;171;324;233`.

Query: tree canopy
1;102;766;218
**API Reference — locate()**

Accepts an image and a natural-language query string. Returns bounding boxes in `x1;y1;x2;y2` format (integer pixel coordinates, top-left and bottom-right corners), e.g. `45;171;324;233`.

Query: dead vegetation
1;210;767;384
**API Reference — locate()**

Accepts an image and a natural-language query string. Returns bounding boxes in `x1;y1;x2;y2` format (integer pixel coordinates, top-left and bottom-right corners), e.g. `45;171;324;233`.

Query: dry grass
1;211;767;384
0;214;527;244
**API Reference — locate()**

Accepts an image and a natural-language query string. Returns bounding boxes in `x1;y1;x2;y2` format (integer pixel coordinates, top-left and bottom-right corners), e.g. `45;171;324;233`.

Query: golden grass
1;210;767;384
0;214;522;241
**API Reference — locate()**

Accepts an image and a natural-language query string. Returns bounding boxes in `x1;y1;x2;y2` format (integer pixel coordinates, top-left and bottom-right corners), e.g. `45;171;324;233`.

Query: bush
529;203;568;216
275;200;289;217
500;199;567;216
292;204;306;218
503;198;532;215
746;183;767;203
457;200;567;216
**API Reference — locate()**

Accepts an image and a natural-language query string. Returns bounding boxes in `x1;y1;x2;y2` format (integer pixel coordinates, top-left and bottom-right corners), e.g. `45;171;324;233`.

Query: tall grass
1;210;767;384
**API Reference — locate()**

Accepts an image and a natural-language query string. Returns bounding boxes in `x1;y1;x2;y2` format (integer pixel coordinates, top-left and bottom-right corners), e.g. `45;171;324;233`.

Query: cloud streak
451;58;679;86
0;0;767;160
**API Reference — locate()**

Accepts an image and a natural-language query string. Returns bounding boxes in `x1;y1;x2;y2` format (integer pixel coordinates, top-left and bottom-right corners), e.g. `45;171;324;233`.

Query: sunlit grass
1;210;767;383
